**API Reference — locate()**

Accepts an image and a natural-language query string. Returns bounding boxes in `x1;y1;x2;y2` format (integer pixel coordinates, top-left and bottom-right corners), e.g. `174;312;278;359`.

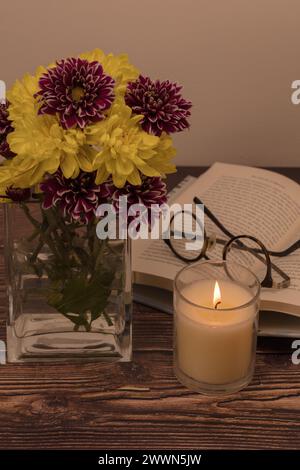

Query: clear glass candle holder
174;260;260;395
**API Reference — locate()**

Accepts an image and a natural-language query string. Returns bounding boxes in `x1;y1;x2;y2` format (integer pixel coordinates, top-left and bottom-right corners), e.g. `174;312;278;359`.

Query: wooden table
0;167;299;450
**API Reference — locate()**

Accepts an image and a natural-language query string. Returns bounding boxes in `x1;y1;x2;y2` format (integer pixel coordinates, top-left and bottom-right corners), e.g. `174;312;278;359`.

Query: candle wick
214;301;221;309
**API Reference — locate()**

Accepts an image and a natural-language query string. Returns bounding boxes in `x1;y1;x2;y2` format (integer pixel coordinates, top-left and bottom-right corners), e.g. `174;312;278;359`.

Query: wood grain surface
0;167;299;450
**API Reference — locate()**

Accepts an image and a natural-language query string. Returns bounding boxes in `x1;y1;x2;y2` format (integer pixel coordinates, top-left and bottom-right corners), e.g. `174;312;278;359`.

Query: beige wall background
1;0;300;166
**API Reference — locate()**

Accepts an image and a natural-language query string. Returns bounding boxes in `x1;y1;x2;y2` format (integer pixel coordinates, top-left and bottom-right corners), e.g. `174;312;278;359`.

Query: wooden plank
0;345;299;449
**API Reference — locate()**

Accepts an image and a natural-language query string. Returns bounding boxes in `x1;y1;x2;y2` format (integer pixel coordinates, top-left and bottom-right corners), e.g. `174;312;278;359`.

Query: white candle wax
175;279;257;385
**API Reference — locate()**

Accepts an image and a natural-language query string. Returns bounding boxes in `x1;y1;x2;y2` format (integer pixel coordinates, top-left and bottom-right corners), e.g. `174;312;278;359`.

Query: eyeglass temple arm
194;196;300;258
269;240;300;257
193;196;235;239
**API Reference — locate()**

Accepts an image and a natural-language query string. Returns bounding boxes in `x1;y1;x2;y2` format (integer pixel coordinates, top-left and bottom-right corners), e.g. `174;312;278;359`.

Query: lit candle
175;279;258;387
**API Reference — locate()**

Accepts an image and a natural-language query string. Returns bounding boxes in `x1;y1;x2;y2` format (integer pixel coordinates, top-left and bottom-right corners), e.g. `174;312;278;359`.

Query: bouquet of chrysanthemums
0;49;191;331
0;49;191;212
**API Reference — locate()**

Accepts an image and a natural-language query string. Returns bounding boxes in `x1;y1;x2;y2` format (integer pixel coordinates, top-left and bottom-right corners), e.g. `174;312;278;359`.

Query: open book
133;163;300;337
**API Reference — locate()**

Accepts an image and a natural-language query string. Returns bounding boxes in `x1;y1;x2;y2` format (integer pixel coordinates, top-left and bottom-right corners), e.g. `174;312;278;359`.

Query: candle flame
213;281;222;309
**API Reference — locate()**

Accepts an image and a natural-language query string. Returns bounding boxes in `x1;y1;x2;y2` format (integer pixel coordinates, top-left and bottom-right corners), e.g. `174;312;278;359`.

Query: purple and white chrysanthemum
35;57;115;129
40;170;112;224
0;101;16;159
125;75;192;136
111;176;167;225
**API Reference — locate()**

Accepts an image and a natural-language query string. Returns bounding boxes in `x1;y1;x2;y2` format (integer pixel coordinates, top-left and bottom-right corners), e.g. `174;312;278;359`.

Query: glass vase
4;202;132;363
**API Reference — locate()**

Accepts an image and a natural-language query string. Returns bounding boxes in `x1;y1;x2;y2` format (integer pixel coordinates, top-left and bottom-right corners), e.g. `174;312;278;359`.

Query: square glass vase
4;202;132;363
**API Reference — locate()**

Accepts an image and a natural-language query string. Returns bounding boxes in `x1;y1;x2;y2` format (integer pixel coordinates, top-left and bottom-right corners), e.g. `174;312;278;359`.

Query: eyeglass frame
163;196;292;289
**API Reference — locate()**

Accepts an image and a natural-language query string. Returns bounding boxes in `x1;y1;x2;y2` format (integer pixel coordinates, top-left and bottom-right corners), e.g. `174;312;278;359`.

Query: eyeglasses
164;196;295;289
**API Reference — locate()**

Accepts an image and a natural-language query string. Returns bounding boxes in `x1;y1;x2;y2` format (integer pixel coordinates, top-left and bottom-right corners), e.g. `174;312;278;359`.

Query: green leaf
47;269;115;323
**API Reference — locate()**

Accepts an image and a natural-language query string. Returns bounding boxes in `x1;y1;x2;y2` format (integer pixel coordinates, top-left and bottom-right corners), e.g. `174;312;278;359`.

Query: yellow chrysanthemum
7;67;46;124
80;49;139;96
2;110;95;188
86;104;176;188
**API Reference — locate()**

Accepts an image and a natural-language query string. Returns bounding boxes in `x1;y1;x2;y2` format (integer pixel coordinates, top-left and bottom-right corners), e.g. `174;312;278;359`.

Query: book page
133;163;300;311
198;164;300;251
